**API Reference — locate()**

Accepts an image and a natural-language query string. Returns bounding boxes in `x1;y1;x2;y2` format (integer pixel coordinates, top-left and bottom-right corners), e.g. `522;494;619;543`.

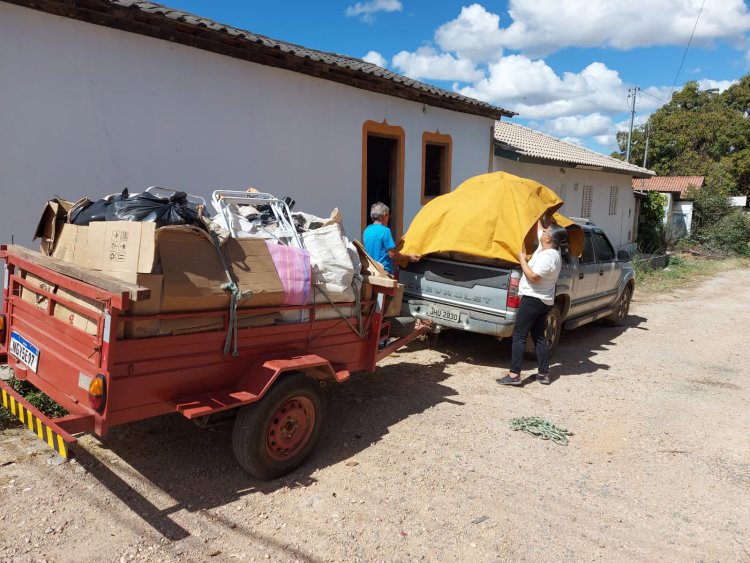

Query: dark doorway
366;135;400;237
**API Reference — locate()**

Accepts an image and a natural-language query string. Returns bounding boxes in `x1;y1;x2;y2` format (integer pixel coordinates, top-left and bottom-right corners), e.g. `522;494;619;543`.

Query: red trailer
0;244;424;479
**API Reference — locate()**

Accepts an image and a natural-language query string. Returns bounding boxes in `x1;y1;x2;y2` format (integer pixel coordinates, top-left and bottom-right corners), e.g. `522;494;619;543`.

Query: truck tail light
0;314;5;343
88;374;107;413
507;277;520;309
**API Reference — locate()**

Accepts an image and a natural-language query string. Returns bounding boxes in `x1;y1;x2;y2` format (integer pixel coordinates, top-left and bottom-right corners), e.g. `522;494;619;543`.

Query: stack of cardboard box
32;199;286;338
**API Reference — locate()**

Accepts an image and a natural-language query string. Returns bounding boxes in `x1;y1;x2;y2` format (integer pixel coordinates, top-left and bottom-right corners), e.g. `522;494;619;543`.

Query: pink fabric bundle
265;242;311;306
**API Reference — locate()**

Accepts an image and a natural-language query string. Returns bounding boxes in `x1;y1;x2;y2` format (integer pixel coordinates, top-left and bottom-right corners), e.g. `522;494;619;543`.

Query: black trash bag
112;191;204;228
70;188;130;225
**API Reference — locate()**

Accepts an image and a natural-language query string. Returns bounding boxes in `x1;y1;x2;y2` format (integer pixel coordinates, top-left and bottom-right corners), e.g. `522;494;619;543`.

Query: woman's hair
370;202;389;221
547;223;570;261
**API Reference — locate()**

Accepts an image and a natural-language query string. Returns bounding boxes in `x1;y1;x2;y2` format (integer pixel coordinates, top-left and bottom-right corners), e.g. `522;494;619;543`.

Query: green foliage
687;185;750;255
704;212;750;255
637;192;667;253
616;77;750;196
0;375;67;430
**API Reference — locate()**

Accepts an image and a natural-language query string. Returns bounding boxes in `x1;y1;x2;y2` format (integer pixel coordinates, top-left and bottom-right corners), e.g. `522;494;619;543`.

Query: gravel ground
1;267;749;562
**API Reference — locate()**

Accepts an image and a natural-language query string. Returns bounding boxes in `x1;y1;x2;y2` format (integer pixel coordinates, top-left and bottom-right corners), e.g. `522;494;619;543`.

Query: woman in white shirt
499;221;569;386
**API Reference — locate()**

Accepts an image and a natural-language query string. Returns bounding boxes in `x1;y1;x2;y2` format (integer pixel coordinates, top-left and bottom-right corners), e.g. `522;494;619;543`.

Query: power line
640;89;669;105
669;0;706;98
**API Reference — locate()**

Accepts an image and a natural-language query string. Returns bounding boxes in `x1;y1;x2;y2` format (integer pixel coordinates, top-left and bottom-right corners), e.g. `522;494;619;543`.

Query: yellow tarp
400;171;582;265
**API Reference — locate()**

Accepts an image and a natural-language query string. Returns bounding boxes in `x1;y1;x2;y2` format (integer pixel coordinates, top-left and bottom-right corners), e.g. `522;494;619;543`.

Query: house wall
493;157;637;250
671;200;693;238
0;3;494;248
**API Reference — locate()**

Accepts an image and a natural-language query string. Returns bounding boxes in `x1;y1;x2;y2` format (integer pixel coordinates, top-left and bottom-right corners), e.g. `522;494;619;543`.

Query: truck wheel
232;373;325;480
604;285;632;327
524;305;562;360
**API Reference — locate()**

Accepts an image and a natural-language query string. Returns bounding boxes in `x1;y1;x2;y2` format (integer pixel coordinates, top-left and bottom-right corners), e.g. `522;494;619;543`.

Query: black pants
510;296;552;375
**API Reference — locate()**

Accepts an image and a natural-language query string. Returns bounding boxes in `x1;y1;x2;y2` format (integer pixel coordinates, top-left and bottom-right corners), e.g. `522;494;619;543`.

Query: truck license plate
9;332;40;373
427;304;460;323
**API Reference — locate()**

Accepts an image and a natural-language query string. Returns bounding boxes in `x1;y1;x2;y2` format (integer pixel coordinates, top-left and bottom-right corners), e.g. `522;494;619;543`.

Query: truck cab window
592;232;615;262
581;233;596;264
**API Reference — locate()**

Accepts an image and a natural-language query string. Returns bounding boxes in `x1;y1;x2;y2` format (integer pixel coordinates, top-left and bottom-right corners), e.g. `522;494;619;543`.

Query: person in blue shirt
363;202;420;275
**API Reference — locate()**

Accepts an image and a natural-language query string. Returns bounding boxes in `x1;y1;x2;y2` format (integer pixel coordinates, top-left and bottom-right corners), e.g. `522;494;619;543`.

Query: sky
162;0;750;160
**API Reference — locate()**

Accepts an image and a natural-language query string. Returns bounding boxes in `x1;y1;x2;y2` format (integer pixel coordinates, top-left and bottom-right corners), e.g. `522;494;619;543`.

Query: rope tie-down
510;416;573;445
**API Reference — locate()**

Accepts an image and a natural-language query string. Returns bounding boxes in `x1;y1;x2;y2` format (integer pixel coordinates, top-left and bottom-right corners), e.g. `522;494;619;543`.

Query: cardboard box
157;227;285;313
86;221;157;273
158;310;280;336
107;272;163;339
52;287;105;336
34;199;76;255
19;271;55;310
51;223;88;264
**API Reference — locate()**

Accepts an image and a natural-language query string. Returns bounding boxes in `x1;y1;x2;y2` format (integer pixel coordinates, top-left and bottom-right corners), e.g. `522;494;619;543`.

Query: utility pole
625;86;639;163
642;122;650;169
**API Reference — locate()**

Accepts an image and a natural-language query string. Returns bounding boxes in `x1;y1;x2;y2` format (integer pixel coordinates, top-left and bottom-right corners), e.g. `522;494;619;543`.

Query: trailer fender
173;354;349;420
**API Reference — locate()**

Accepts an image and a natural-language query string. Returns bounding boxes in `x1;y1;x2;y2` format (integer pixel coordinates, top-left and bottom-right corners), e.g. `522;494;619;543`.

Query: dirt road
1;268;749;562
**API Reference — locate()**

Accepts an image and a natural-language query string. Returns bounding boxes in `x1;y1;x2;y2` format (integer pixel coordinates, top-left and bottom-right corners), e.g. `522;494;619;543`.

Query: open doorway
362;121;404;238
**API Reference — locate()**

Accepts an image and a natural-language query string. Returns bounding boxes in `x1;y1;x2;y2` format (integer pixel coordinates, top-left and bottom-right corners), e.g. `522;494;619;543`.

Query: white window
609;186;618;215
581;185;593;218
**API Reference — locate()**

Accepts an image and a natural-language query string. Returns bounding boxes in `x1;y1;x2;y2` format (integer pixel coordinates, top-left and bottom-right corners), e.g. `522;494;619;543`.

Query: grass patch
0;373;68;430
635;254;750;298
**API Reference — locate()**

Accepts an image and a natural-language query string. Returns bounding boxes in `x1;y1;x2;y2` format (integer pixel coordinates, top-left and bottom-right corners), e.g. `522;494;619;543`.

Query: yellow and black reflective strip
1;389;71;459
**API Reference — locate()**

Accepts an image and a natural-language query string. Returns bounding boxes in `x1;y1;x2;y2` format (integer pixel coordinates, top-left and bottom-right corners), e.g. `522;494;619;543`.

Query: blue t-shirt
363;223;396;274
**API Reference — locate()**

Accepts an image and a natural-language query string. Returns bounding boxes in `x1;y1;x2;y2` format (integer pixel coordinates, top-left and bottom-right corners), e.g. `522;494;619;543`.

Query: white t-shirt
518;247;561;305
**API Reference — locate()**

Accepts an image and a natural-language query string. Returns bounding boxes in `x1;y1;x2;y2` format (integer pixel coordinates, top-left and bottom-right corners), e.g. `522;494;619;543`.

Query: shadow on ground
71;313;647;539
73;344;459;538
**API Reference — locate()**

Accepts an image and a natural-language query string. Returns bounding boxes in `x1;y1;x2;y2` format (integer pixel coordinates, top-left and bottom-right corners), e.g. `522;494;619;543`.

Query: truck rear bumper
405;299;515;338
0;379;92;459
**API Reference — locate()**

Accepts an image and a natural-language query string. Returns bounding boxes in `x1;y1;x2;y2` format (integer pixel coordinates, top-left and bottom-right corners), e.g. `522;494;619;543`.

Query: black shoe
536;373;550;385
498;374;522;386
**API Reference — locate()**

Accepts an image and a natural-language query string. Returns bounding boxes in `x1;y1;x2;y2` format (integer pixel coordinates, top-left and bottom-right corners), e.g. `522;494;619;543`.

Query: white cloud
544;113;615;138
392;46;484;82
497;0;750;57
362;50;387;68
434;4;504;63
458;56;628;119
697;78;738;93
593;134;618;150
345;0;402;23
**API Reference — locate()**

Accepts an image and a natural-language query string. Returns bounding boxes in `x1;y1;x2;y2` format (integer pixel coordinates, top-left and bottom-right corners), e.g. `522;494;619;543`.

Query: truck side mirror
617;250;631;261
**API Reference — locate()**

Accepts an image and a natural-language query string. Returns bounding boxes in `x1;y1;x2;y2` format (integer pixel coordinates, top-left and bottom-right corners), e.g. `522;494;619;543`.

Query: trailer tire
232;373;325;480
387;316;417;337
524;305;562;360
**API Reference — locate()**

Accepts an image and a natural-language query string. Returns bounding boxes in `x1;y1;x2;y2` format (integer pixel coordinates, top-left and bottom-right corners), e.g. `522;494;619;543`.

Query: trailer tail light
88;374;107;413
0;314;5;343
507;277;520;309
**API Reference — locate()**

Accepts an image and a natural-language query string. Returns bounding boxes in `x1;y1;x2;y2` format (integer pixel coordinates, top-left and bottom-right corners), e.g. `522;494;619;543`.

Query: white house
632;176;704;238
493;122;654;251
0;0;513;249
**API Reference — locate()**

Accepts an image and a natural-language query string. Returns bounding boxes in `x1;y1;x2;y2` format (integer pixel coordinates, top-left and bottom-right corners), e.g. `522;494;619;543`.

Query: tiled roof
494;121;654;177
12;0;513;120
631;176;704;198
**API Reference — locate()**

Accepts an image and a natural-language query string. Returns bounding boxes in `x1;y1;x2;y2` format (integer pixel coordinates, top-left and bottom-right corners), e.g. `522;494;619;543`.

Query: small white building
0;0;512;249
493;122;654;251
632;176;704;238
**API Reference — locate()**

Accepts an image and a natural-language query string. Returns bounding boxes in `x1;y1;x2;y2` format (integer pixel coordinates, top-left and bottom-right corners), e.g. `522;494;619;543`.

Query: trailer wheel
232;373;325;480
524;305;562;360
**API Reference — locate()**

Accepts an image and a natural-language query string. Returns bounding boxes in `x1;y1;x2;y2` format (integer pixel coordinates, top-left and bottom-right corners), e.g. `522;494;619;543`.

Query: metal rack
211;190;303;248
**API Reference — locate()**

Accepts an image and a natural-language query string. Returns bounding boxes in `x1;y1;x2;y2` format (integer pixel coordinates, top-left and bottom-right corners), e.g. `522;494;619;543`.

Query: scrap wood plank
6;245;151;301
364;275;399;288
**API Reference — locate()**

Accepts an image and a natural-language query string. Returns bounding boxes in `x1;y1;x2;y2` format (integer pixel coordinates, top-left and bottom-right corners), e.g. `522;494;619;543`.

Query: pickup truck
398;223;634;356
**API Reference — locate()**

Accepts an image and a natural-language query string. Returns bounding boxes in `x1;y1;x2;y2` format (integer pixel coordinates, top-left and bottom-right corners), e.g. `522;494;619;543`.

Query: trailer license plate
427;304;460;323
10;332;40;373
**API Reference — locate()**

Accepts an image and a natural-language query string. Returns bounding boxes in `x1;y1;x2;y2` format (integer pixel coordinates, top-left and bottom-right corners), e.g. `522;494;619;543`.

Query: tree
615;78;750;196
637;192;667;253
